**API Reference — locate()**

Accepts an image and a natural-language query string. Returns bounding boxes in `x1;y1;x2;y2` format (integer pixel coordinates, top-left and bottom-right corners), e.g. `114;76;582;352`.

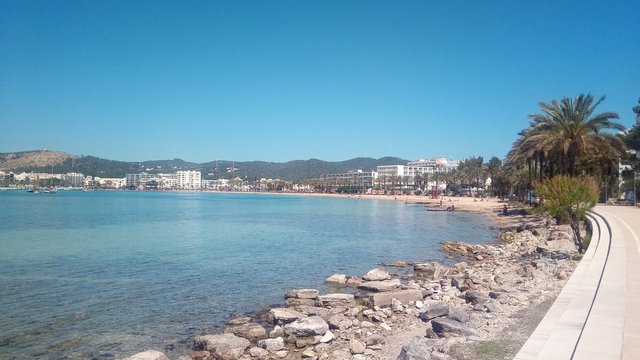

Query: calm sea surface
0;190;496;359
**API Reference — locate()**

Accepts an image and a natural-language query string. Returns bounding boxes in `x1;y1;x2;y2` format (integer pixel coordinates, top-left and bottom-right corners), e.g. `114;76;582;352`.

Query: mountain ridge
0;150;410;181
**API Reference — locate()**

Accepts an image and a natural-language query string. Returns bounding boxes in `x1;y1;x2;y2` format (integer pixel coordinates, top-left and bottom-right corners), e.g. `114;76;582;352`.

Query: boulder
419;303;449;321
227;316;251;326
258;337;285;352
316;293;355;307
350;339;366;354
285;289;320;299
357;279;401;292
447;307;470;324
269;308;305;324
122;350;169;360
327;313;353;330
369;289;423;307
363;268;391;281
346;275;363;287
325;274;348;285
284;316;329;337
464;290;484;305
193;333;251;360
269;325;284;338
302;349;319;359
291;305;330;317
224;322;267;342
331;349;352;360
285;298;316;307
398;336;435;360
431;318;479;337
365;334;385;346
249;346;269;359
413;262;446;280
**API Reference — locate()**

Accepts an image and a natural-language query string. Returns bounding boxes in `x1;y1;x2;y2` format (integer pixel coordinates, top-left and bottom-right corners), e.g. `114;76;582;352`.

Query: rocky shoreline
124;204;579;360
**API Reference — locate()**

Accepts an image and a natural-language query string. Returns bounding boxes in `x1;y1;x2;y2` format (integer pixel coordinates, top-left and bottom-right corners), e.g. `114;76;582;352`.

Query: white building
176;171;201;190
96;177;126;189
63;172;85;187
126;172;156;188
321;169;377;188
376;165;405;179
405;158;459;176
157;173;177;189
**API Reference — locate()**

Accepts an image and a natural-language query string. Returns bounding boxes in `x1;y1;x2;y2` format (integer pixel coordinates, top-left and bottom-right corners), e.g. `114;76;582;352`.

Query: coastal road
515;204;640;359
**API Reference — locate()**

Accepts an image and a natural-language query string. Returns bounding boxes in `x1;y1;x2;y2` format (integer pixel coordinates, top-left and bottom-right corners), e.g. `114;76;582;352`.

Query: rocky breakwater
124;212;579;360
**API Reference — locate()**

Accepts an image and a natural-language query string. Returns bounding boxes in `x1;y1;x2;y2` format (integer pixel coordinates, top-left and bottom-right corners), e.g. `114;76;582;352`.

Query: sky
1;1;638;163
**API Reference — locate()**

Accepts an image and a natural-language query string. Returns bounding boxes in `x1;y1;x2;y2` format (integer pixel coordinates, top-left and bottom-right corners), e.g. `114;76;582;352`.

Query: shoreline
122;196;578;360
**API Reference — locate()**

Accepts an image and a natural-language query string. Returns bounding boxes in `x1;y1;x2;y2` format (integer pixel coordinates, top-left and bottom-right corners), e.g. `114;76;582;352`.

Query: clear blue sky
1;1;638;163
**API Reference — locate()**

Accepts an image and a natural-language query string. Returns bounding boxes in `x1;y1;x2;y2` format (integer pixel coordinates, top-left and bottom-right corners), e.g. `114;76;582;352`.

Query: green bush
536;175;598;253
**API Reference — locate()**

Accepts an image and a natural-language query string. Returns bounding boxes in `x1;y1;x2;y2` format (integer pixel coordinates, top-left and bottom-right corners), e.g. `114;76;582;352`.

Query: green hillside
0;150;409;181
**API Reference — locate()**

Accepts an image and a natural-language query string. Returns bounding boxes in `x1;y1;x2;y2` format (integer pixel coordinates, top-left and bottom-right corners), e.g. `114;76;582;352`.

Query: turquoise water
0;190;496;359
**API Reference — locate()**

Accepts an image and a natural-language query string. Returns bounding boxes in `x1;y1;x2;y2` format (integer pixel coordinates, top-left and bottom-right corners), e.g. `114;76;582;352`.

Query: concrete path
514;205;640;359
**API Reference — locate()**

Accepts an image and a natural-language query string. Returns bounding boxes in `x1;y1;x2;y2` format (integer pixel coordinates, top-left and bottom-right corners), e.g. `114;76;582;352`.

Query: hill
0;150;409;181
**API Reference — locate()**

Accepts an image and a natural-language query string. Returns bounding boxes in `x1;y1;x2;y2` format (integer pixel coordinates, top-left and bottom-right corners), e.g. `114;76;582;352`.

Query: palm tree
526;94;625;177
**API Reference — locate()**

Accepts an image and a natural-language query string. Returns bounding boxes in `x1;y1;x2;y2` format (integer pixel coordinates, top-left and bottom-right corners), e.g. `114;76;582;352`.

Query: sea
0;190;497;359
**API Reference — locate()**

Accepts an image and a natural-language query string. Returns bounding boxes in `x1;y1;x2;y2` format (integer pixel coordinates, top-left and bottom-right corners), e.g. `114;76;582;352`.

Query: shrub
535;175;598;253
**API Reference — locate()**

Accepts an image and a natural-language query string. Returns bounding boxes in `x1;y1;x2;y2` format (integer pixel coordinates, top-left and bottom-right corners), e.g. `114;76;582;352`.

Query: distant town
0;157;468;195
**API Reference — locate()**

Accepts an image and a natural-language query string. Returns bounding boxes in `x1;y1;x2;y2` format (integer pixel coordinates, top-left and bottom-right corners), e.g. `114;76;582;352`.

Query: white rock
284;316;329;337
269;307;305;324
285;289;320;299
122;350;169;360
363;268;391;281
325;274;348;285
319;330;334;343
258;337;284;352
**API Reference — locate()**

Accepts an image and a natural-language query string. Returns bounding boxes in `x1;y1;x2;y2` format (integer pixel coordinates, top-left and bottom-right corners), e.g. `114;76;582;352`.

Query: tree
525;94;625;177
535;175;598;253
486;156;503;196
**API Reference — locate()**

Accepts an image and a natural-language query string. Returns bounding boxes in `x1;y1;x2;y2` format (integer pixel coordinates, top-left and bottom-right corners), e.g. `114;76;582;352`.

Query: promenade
515;205;640;359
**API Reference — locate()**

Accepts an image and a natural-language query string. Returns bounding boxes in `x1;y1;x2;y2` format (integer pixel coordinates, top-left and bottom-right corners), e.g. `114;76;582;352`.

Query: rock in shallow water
193;333;250;360
363;268;391;281
285;289;320;299
325;274;348;285
224;322;267;342
121;350;169;360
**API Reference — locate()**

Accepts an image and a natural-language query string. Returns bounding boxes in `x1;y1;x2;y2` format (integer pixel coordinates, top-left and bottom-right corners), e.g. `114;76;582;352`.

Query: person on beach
503;203;508;215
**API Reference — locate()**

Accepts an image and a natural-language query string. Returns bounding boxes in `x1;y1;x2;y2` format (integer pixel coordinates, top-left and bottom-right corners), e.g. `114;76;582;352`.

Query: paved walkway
515;205;640;359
